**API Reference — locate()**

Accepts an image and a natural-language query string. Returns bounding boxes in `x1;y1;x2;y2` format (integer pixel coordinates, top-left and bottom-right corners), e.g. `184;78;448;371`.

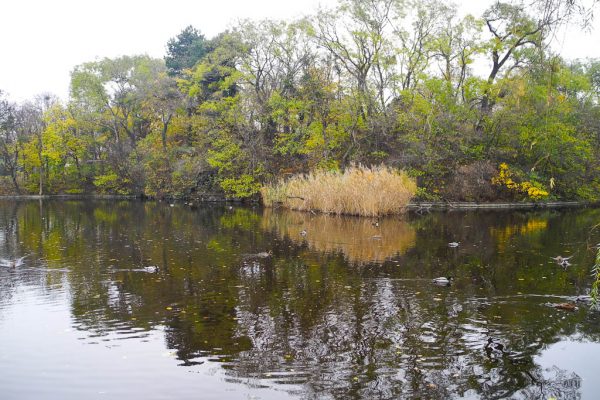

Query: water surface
0;200;599;399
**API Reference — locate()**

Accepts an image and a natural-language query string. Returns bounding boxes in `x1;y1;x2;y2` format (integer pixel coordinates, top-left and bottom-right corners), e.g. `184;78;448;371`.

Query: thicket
1;0;600;202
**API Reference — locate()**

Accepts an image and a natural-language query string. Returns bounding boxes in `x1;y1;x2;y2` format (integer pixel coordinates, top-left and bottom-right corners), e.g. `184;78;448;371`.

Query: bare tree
0;91;20;193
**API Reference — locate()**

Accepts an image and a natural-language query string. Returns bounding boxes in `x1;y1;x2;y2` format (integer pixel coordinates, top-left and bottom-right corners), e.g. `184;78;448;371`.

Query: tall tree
479;2;548;117
0;91;20;193
165;26;209;76
17;94;57;195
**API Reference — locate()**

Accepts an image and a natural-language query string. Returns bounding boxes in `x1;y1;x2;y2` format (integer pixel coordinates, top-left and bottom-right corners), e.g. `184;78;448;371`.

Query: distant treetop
165;26;209;76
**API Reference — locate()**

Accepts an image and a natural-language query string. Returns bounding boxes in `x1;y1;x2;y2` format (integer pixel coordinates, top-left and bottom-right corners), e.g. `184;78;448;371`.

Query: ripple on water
2;201;600;399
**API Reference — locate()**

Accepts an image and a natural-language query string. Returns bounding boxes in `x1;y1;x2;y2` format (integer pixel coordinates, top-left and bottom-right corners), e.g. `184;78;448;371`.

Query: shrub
492;163;549;201
445;161;500;201
261;165;417;217
93;173;131;195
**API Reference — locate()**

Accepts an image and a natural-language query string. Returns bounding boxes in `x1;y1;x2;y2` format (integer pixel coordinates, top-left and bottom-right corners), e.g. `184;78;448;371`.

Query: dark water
0;200;599;400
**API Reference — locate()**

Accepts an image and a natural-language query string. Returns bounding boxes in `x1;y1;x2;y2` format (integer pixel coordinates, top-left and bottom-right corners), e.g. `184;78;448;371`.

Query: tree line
1;0;599;201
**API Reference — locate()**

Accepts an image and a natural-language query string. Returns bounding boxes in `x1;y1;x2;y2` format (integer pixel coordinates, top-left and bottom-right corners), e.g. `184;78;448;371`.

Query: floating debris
242;251;272;260
112;266;159;273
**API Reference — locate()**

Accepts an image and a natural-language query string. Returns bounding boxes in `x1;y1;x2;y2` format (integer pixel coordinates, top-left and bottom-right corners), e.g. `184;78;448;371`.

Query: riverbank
1;194;596;212
0;194;139;200
407;201;593;211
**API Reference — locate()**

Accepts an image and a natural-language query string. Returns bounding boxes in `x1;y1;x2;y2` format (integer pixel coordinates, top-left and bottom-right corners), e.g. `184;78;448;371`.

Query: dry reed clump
261;165;417;217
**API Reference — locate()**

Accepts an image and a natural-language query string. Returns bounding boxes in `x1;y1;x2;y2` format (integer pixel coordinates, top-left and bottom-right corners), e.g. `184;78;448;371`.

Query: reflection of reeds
262;208;416;263
261;165;416;217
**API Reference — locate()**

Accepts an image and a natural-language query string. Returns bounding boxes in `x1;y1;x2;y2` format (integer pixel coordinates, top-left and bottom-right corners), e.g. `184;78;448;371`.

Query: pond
0;200;599;399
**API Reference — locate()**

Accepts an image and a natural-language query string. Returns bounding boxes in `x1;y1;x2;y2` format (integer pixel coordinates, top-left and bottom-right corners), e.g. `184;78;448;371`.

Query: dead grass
261;165;417;217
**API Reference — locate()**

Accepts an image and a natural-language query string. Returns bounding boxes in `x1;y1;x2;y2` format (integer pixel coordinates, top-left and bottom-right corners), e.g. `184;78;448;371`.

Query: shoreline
0;194;140;200
0;195;596;211
407;201;593;211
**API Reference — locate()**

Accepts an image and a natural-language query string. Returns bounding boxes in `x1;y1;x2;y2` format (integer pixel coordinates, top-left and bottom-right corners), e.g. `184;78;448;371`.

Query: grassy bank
261;165;417;217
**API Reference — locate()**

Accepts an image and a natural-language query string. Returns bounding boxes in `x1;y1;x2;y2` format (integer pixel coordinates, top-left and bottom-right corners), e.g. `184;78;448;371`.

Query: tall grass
261;165;417;217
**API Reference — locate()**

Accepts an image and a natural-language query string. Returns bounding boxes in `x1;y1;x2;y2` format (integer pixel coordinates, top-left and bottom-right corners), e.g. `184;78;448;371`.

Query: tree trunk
37;134;43;196
11;172;20;194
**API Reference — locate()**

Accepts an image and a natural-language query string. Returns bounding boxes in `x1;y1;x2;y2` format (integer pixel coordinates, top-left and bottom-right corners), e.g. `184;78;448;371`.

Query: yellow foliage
492;163;549;201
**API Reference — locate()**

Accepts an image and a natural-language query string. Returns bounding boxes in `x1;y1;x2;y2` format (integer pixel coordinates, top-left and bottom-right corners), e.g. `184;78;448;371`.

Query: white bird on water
448;242;459;248
0;256;28;268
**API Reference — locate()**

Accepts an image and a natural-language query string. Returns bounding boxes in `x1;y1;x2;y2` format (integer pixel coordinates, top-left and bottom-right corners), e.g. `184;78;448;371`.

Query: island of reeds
262;165;416;216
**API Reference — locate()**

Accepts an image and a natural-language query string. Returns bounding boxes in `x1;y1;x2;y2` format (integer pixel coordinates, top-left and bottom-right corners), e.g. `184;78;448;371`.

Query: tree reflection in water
1;200;600;399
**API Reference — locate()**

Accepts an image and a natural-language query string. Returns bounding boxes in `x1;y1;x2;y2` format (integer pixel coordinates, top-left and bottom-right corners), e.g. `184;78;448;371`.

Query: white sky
1;0;599;101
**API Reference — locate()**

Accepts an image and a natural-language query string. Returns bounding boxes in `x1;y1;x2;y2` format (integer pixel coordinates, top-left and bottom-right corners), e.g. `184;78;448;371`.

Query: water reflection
263;208;416;263
0;200;599;399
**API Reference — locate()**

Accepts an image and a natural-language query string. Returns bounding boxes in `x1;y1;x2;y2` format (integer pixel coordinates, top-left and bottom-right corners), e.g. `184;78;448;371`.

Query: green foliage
207;138;262;197
165;26;209;76
219;175;262;198
2;0;600;202
93;173;130;195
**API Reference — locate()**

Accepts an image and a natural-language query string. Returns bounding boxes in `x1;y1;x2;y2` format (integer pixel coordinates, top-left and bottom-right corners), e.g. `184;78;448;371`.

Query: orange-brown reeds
261;165;417;217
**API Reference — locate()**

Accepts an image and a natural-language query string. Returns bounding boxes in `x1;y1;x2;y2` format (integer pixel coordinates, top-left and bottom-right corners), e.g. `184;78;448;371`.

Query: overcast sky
1;0;599;101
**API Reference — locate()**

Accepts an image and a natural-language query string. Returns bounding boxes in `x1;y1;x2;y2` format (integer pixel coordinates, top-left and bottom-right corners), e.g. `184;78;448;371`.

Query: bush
445;161;500;201
93;173;131;195
492;163;550;201
0;177;19;195
261;165;417;217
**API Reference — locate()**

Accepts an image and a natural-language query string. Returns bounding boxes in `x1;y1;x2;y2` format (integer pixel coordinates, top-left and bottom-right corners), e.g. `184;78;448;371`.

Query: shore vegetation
1;0;599;203
261;165;416;216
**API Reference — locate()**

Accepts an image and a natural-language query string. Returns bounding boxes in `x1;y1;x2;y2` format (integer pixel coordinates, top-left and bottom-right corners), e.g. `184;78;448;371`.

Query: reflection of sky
2;202;600;399
0;284;296;400
536;338;600;397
